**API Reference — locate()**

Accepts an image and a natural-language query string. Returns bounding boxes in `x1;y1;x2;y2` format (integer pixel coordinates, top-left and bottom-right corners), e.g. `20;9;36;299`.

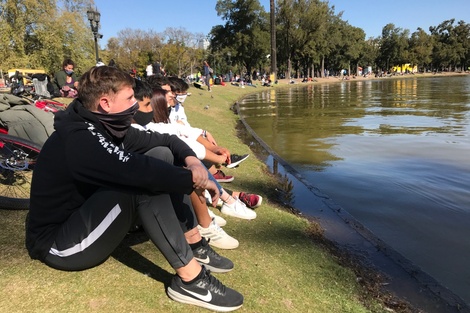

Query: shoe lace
200;268;226;296
210;220;227;235
233;197;248;212
203;240;223;261
238;192;249;205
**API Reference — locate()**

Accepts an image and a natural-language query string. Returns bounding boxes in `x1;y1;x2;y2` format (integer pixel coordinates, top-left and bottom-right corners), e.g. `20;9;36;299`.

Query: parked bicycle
0;133;41;210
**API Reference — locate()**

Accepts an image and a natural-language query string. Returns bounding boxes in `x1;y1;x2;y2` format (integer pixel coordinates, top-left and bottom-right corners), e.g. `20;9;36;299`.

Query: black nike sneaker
226;154;249;169
192;238;234;273
167;266;243;311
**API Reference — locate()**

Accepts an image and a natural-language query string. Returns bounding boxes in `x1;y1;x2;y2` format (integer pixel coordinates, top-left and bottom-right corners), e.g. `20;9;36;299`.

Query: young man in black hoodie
25;66;243;312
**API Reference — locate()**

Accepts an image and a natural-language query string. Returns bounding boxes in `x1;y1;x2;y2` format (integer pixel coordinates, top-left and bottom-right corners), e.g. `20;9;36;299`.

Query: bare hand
185;156;208;188
212;147;231;164
195;180;220;207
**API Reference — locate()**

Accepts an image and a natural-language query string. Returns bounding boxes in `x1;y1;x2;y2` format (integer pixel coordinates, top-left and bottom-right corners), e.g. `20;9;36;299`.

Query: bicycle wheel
0;134;41;210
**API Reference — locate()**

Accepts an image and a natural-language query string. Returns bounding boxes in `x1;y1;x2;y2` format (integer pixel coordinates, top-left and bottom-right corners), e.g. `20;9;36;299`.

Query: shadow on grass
110;230;174;287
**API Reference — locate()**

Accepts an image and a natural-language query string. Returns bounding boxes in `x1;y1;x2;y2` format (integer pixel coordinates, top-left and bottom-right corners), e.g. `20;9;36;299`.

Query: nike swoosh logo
195;256;210;264
181;287;213;302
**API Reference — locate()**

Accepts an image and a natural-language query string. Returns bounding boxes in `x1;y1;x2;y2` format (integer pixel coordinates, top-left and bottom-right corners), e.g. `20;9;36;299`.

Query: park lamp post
86;8;102;63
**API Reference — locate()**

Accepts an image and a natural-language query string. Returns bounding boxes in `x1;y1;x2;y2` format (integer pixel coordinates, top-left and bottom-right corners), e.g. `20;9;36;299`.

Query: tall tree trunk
321;56;325;78
270;0;277;80
288;56;292;80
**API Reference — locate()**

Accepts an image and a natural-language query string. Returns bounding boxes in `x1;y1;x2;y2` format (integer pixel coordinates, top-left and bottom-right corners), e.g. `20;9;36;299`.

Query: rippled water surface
239;76;470;304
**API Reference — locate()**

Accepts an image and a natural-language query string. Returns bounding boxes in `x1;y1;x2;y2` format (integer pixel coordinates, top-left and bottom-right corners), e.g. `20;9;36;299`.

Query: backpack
31;73;55;98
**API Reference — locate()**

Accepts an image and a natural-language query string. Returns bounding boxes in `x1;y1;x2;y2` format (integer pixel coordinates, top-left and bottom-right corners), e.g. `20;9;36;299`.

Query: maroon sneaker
212;170;234;183
238;192;263;209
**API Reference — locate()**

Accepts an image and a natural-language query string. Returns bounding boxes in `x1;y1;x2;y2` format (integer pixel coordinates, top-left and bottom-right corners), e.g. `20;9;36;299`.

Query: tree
161;27;196;77
211;0;270;76
320;6;346;77
430;19;470;71
409;28;433;72
105;29;163;74
336;24;365;75
377;23;410;72
359;37;380;74
276;0;330;79
0;0;96;75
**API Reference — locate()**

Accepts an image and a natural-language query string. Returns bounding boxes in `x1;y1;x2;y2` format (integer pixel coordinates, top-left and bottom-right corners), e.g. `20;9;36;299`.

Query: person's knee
145;146;174;164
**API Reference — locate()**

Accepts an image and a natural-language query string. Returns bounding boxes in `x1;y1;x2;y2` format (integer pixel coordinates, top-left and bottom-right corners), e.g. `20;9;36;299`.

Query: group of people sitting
25;65;264;311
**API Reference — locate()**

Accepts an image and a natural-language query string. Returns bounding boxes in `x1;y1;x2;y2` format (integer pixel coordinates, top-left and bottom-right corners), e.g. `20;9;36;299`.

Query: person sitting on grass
25;66;243;312
132;81;259;221
147;76;250;177
162;77;262;209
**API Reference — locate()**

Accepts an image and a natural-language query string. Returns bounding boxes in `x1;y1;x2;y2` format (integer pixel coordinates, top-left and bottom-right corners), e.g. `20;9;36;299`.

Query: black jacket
26;99;196;260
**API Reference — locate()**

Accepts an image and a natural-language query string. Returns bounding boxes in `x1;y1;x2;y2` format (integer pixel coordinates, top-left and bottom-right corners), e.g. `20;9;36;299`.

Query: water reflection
238;75;470;304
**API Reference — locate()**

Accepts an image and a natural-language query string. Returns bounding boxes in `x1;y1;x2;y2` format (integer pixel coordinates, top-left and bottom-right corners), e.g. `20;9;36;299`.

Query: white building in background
198;38;210;50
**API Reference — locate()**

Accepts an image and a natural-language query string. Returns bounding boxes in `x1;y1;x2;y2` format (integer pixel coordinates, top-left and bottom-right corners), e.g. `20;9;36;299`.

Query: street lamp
86;8;102;63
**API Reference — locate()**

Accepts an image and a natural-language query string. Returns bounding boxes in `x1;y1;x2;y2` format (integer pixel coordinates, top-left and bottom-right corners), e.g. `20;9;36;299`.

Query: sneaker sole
226;155;249;169
167;287;243;312
220;207;257;220
205;237;239;250
215;177;234;183
208;240;239;250
247;195;263;209
195;261;234;273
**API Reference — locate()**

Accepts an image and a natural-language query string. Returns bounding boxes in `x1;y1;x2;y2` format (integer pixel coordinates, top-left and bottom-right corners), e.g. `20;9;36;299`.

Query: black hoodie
26;99;196;261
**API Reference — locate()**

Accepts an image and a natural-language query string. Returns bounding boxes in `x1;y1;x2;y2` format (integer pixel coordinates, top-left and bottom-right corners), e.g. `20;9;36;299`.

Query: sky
93;0;469;47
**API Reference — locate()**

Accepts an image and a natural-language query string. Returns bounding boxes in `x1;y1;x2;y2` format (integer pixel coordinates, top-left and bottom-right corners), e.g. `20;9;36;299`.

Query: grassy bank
0;78;418;313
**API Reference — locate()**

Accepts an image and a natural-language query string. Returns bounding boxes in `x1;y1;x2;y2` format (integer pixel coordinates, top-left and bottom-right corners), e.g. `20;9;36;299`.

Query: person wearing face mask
132;82;260;219
52;58;79;98
26;66;244;312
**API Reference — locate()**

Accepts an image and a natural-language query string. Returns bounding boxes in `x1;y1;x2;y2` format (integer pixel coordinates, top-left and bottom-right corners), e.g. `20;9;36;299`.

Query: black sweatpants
44;147;196;271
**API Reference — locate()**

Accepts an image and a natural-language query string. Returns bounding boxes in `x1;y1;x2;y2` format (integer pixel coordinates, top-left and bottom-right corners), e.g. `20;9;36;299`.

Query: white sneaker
221;198;257;220
197;219;239;249
208;208;226;227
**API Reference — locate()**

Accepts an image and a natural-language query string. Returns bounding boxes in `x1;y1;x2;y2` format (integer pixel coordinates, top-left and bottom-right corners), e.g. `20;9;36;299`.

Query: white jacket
131;122;206;159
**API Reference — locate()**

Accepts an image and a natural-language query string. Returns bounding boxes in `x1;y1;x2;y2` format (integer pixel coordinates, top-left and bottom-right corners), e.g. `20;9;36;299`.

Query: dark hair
78;66;135;110
62;58;75;68
167;76;189;93
146;75;170;91
150;89;170;123
133;79;152;101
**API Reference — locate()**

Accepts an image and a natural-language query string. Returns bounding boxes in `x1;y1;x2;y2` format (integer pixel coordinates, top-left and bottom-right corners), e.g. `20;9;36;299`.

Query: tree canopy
0;0;96;75
1;0;469;79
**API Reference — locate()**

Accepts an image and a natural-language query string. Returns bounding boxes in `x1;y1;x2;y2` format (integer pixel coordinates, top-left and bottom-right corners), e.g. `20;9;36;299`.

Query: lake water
238;75;470;305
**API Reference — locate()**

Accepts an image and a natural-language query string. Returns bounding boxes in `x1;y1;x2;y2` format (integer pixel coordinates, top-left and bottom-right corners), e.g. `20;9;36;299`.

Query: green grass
0;80;402;313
